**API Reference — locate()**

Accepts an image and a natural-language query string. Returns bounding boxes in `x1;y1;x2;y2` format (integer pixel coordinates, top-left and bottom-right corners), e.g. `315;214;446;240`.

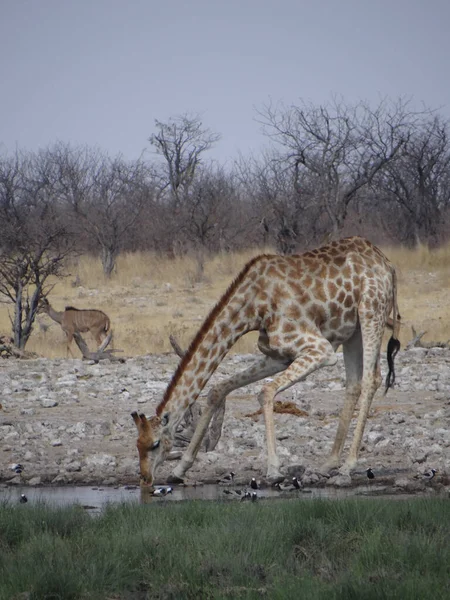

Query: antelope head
131;411;172;487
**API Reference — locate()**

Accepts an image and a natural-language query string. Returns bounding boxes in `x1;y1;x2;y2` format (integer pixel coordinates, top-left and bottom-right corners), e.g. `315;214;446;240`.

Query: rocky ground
0;347;449;495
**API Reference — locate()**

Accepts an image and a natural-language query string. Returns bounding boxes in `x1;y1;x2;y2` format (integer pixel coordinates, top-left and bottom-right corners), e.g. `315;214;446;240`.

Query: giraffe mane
156;254;270;416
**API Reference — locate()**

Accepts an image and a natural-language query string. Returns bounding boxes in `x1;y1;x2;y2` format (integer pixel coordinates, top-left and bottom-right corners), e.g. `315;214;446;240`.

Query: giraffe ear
161;413;170;427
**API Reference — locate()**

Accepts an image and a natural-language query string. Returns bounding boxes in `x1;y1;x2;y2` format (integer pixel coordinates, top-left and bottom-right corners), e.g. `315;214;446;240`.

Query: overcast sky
1;0;449;165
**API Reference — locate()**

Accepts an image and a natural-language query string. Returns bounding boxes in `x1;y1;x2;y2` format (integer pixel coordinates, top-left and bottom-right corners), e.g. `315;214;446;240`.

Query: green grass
0;498;449;599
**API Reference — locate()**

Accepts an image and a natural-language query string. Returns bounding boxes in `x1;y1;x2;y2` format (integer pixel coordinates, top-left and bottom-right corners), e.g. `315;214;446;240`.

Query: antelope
39;298;111;357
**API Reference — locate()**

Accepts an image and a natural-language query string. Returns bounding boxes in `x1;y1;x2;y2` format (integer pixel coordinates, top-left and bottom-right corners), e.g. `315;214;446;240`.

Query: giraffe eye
150;440;160;451
161;413;170;426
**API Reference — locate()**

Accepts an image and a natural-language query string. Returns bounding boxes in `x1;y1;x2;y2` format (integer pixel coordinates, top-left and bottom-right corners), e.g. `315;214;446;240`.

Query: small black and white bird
251;492;258;502
20;494;28;504
250;478;260;490
10;463;23;473
366;468;375;480
240;491;252;502
152;487;173;497
422;469;437;481
217;471;235;484
292;476;301;489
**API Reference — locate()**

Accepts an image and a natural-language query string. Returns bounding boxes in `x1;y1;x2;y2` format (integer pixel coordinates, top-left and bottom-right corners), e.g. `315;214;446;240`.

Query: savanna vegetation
0;243;448;358
1;96;450;350
0;498;449;599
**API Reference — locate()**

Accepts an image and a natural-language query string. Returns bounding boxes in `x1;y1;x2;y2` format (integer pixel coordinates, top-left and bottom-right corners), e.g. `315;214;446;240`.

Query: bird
424;469;437;480
366;468;375;480
292;476;301;489
240;491;252;502
217;471;235;484
10;463;23;472
250;478;260;490
251;492;258;502
416;468;437;481
20;494;28;504
152;487;173;497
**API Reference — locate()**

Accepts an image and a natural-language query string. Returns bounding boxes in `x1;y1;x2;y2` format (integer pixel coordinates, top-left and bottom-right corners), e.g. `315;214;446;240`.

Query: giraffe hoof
167;474;184;484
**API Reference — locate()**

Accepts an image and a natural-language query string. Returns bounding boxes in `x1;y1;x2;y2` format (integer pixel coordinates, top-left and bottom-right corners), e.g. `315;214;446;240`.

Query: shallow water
0;483;417;513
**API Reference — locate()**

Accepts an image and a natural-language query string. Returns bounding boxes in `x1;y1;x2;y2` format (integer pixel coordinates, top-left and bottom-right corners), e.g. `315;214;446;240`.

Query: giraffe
132;236;401;487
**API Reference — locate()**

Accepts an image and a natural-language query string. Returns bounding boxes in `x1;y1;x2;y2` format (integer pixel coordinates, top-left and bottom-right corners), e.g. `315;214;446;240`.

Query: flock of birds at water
10;463;438;505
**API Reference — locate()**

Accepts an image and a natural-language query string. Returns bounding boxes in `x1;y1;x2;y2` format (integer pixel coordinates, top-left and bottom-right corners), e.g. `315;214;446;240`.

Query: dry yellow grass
1;243;449;358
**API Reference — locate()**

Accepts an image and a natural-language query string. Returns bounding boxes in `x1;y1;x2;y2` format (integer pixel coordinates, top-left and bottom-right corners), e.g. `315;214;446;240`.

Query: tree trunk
101;246;118;278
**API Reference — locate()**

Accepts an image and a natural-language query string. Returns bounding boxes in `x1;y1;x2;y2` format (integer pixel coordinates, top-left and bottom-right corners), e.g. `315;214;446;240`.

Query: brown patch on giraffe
313;280;327;303
328;264;339;279
220;324;231;338
337;290;346;304
342;265;352;279
195;359;207;373
286;304;301;320
244;305;254;319
157;254;268;415
302;274;313;288
276;261;287;274
273;283;289;300
258;304;269;318
327;281;338;298
282;322;296;333
198;345;209;359
343;308;356;323
344;294;354;308
333;302;344;316
267;265;279;279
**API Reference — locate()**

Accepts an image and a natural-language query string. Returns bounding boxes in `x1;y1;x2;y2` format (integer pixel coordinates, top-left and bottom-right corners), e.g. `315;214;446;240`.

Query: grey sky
1;0;449;165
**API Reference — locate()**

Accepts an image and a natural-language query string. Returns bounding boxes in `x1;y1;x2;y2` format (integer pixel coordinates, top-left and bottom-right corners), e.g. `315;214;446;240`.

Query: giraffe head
131;411;172;487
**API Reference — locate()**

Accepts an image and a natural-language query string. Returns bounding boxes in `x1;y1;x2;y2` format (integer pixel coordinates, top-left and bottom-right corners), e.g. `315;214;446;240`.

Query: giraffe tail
384;267;401;394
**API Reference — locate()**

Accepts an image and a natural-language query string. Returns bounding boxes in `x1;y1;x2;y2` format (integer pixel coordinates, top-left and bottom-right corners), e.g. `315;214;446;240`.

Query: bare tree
0;150;72;349
49;144;154;276
374;115;450;246
257;97;418;237
236;151;317;253
149;114;221;206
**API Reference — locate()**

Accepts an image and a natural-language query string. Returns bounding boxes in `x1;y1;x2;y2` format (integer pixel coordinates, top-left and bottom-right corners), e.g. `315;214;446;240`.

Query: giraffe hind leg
322;327;363;472
258;340;338;482
340;308;385;474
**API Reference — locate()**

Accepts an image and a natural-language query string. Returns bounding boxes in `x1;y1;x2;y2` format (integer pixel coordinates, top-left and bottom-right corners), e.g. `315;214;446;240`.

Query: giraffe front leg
169;385;225;482
204;397;226;451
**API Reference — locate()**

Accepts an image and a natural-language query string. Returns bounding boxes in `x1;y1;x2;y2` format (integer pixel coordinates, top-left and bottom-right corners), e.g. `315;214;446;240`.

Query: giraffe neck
157;262;262;430
163;317;249;430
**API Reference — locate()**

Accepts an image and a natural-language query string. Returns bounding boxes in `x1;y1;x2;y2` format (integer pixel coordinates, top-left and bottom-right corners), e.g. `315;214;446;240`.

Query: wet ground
0;482;435;515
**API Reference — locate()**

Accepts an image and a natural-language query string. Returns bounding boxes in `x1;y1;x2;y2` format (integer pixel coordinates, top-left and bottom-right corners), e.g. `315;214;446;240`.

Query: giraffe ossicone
132;236;401;487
